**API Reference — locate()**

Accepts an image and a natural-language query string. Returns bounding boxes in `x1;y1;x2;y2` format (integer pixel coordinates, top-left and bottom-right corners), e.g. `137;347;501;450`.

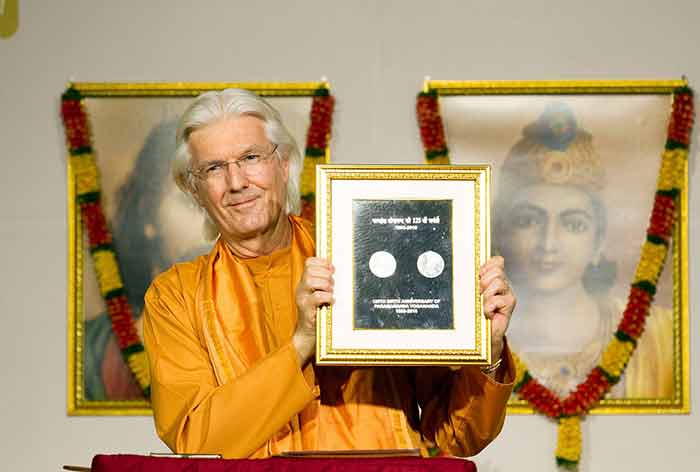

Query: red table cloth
91;454;477;472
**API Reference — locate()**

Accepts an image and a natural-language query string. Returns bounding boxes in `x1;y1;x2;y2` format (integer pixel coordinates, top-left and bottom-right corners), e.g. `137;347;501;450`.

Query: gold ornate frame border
426;79;687;95
70;81;327;97
0;0;19;38
67;81;331;415
424;79;689;414
315;164;491;366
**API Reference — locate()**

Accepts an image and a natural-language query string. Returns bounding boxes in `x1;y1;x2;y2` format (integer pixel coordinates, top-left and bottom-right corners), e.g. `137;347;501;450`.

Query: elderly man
143;89;516;459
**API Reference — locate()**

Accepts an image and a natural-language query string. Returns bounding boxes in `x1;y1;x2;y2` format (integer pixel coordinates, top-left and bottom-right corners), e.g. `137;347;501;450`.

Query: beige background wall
1;1;698;470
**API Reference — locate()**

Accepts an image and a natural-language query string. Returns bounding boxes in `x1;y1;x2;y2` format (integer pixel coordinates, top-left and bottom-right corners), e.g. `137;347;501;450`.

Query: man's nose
224;162;249;191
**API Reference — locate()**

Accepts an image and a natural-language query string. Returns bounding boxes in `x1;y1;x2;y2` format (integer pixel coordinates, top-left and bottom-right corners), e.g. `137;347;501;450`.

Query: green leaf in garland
614;330;637;347
425;148;449;160
313;87;330;97
417;89;438;98
631;280;657;297
62;87;82;101
666;139;690;150
306;147;326;157
556;457;579;469
646;234;669;246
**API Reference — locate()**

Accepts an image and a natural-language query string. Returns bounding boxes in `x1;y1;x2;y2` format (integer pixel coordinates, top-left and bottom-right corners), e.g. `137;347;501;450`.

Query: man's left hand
479;256;516;362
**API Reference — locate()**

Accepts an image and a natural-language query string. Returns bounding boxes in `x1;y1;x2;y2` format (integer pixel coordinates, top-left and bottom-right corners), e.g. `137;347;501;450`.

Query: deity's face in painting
498;183;602;294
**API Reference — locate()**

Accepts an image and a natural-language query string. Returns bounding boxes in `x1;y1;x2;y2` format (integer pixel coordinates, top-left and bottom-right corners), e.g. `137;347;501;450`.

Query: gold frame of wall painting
315;164;491;366
0;0;19;38
66;81;330;415
423;79;689;414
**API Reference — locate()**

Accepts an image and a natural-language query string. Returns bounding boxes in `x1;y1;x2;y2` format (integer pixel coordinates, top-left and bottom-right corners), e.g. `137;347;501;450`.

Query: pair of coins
368;250;445;279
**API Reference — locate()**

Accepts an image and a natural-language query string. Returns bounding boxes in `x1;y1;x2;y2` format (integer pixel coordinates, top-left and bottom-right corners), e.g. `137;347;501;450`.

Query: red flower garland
300;88;335;222
306;92;334;150
61;87;148;396
647;195;675;239
416;91;448;160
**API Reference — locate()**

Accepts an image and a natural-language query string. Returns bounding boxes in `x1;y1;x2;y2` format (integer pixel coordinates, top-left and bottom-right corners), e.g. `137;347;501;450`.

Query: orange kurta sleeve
143;265;316;458
416;342;515;456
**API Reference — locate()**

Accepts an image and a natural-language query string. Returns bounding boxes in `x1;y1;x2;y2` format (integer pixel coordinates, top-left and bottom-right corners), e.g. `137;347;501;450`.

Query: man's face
188;115;289;243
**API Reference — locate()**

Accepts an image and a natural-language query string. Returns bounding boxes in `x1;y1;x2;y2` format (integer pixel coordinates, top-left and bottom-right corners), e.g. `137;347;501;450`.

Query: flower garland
61;87;151;398
416;89;450;164
300;87;335;221
416;86;694;469
62;85;334;401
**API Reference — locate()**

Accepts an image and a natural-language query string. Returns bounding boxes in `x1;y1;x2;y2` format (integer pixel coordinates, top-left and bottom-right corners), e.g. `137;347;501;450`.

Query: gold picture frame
421;79;689;414
0;0;18;38
315;164;491;366
65;81;331;415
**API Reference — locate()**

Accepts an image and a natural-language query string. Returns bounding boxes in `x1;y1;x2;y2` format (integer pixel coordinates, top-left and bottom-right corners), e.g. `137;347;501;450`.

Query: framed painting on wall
62;82;334;415
416;79;691;415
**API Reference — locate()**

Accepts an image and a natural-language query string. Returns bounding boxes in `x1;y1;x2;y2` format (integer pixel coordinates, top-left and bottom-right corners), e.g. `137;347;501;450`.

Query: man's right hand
293;257;335;366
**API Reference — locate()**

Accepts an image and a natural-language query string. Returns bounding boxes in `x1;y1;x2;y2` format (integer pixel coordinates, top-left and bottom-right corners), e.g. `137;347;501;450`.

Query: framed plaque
315;165;491;365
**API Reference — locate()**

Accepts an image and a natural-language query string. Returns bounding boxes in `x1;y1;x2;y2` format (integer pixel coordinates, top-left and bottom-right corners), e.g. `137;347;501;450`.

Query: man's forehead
188;116;270;160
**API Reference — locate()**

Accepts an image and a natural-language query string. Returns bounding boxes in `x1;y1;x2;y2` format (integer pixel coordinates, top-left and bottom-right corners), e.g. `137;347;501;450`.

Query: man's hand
479;256;516;362
293;257;335;366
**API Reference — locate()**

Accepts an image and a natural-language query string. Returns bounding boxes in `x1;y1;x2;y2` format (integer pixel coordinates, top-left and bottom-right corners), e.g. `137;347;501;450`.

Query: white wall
1;1;698;470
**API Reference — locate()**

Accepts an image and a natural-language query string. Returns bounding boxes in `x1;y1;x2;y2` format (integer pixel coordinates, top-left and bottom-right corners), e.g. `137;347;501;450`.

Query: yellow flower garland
556;416;582;464
71;154;101;195
599;338;635;378
300;155;317;196
92;250;124;296
657;149;687;190
127;350;152;391
634;242;667;285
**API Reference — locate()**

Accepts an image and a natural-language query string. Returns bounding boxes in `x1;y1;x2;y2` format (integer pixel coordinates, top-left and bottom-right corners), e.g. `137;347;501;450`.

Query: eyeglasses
189;144;279;184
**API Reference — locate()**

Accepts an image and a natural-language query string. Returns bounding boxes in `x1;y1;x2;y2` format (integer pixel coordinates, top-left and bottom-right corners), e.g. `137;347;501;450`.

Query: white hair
173;88;303;240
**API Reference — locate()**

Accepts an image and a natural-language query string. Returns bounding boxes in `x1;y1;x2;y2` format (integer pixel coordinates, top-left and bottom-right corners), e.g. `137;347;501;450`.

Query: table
90;454;477;472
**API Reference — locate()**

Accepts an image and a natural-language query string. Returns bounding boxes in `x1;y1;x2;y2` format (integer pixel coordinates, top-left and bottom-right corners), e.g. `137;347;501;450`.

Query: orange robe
143;216;514;459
